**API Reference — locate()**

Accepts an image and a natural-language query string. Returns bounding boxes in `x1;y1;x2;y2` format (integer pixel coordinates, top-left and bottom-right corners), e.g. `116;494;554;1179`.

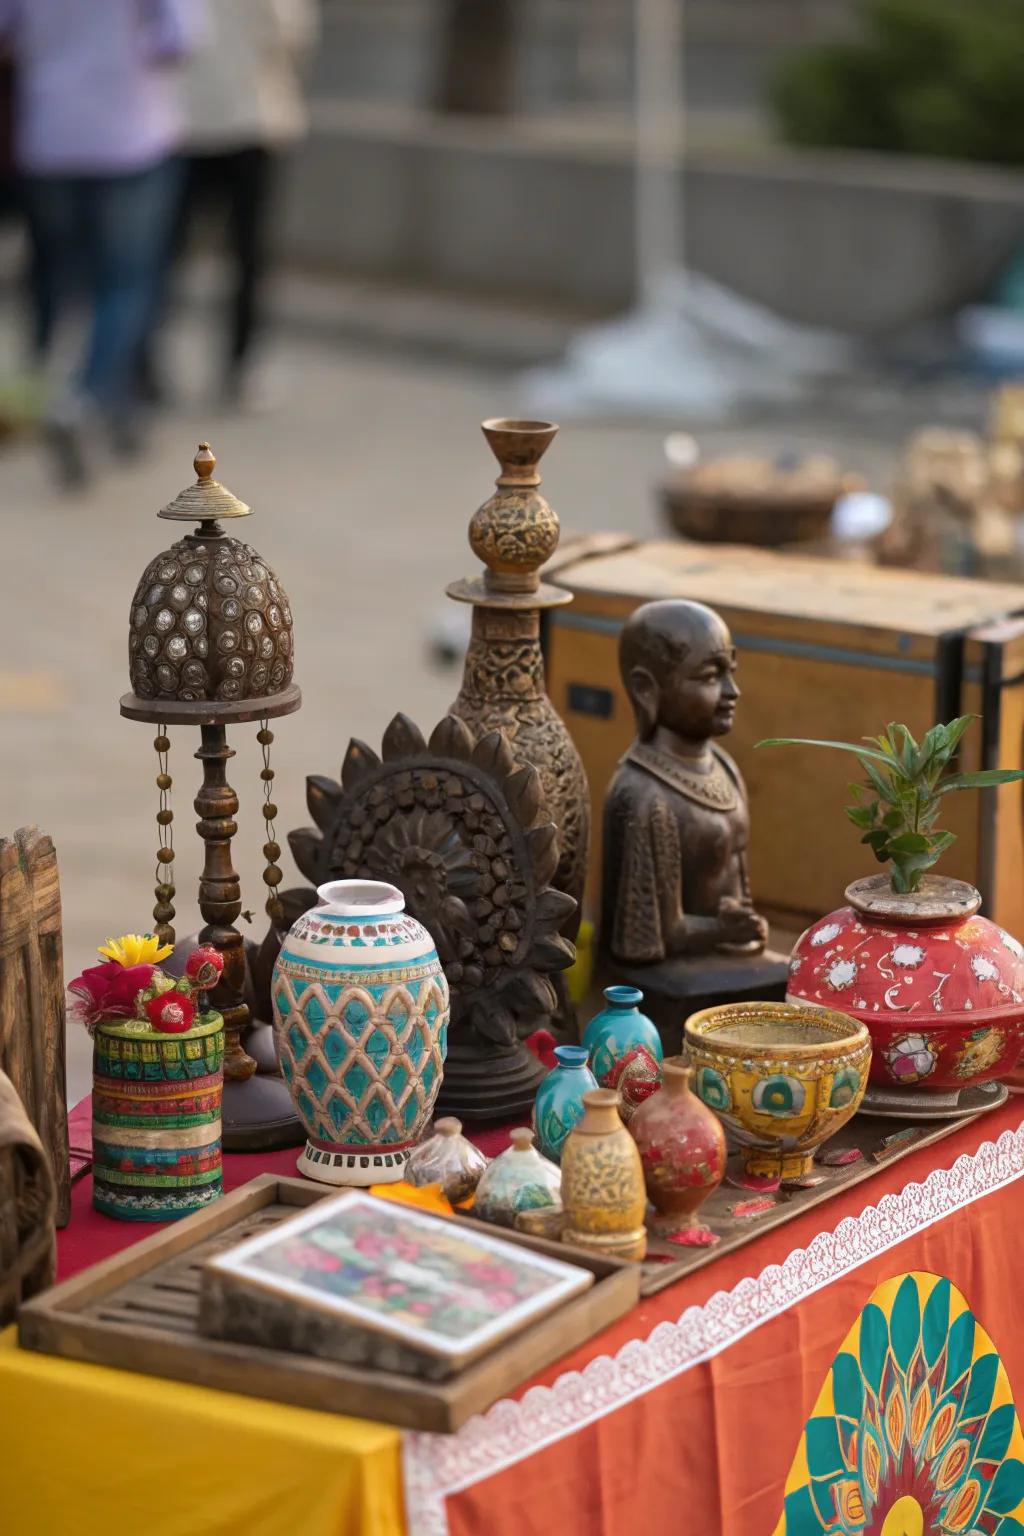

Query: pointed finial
158;439;251;523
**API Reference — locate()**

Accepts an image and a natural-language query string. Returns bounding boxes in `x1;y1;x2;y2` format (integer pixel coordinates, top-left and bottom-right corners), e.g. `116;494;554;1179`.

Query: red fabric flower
525;1029;559;1071
67;962;155;1030
144;992;196;1034
185;944;224;990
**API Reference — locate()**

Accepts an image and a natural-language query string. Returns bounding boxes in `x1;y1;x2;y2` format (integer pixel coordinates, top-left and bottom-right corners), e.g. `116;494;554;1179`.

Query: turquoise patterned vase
532;1045;597;1163
272;879;449;1186
581;985;663;1124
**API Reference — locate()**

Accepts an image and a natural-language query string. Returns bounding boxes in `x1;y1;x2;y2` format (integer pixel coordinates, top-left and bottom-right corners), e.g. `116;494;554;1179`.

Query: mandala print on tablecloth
403;1128;1024;1536
774;1271;1024;1535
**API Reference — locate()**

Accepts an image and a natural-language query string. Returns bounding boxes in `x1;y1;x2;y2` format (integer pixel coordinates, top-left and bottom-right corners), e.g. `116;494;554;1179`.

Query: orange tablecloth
13;1096;1024;1535
407;1094;1024;1536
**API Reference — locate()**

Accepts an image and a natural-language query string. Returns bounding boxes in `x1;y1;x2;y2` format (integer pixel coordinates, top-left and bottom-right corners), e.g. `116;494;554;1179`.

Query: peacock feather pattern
774;1272;1024;1535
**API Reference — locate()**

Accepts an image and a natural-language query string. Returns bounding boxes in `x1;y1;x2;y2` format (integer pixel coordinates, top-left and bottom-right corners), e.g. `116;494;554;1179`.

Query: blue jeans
25;156;181;412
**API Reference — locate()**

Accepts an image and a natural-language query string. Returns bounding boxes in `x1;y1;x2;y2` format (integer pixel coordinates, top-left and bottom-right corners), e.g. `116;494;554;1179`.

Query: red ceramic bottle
629;1058;726;1235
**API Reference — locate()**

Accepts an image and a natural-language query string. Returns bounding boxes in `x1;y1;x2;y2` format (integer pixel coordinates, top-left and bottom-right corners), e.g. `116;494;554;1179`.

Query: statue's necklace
626;743;739;811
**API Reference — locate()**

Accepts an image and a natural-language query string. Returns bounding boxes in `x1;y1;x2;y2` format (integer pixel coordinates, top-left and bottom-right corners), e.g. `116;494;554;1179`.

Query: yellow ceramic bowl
684;1001;871;1182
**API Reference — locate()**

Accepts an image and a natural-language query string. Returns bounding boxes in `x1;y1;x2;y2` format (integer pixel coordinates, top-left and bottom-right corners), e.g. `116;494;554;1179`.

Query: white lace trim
403;1120;1024;1536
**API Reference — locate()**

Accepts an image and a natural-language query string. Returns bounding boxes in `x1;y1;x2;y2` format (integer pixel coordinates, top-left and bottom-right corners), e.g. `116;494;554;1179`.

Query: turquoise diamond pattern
364;1028;390;1071
364;1096;388;1137
272;969;449;1149
305;1058;329;1101
323;1028;348;1071
407;1023;429;1071
344;1061;370;1102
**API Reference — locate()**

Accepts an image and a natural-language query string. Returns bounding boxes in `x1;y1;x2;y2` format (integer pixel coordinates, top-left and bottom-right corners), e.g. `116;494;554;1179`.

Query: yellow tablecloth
0;1328;404;1536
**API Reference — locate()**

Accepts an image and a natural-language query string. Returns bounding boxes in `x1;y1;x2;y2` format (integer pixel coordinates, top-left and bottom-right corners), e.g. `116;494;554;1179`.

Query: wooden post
0;828;70;1226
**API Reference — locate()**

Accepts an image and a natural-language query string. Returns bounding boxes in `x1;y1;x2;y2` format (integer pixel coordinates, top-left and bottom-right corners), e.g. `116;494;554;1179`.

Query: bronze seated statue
600;598;787;1046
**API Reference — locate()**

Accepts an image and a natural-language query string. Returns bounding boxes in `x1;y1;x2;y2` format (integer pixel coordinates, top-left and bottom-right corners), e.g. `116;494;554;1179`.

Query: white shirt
184;0;318;152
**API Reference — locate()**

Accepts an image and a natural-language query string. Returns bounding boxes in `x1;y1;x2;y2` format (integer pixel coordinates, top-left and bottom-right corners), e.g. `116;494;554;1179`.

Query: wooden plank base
17;1176;639;1433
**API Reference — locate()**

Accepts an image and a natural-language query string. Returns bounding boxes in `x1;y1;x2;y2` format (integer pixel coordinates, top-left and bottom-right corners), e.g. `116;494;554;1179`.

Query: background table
4;1097;1024;1536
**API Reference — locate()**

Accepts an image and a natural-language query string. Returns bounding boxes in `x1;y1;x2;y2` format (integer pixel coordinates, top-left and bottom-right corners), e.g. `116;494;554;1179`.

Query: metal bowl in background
660;442;858;547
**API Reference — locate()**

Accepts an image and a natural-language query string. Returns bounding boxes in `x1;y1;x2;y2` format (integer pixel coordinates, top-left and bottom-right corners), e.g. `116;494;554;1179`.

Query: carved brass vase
448;420;589;952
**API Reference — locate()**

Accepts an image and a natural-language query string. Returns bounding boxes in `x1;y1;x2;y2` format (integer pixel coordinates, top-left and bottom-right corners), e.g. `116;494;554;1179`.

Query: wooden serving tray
627;1103;995;1296
17;1175;639;1433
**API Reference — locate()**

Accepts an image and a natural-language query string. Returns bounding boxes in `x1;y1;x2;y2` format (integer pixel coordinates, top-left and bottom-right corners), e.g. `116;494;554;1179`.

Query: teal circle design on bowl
752;1075;806;1117
829;1065;862;1109
695;1065;732;1112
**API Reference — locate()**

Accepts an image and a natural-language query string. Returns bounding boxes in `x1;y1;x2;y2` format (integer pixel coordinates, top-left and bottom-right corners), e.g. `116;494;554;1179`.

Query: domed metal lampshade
123;443;299;724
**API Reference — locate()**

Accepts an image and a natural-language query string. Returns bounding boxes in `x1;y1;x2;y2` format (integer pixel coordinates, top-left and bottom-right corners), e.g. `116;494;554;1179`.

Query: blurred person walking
179;0;318;406
0;0;197;486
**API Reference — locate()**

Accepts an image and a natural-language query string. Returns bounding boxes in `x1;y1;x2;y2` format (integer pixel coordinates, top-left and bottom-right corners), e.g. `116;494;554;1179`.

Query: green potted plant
758;718;1024;1102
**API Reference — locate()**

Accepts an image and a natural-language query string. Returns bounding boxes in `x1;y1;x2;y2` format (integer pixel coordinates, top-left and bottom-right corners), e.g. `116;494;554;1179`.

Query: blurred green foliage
771;0;1024;164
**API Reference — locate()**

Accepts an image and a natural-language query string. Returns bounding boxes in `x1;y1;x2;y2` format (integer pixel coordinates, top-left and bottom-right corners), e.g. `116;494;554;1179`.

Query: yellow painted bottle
560;1089;647;1261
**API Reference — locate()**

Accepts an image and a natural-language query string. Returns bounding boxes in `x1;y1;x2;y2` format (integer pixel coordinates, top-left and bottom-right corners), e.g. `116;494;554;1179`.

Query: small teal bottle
582;986;663;1119
532;1045;598;1163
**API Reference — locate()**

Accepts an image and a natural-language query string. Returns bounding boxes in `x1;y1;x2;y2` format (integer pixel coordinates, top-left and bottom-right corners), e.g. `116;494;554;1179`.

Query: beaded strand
259;718;284;924
153;727;175;944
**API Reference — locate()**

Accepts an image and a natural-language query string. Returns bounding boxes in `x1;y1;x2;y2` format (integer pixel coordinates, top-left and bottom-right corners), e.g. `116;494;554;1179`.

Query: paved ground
0;282;991;1101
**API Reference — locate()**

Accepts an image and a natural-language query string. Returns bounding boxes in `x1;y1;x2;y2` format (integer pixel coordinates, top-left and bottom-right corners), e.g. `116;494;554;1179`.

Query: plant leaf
861;757;899;804
937;770;1024;795
941;715;976;754
929;830;957;856
917;722;946;769
892;847;944;887
893;723;919;776
886;832;931;855
755;737;902;768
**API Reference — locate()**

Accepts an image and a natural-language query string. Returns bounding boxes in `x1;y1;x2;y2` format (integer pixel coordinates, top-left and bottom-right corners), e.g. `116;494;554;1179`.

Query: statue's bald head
619;599;735;741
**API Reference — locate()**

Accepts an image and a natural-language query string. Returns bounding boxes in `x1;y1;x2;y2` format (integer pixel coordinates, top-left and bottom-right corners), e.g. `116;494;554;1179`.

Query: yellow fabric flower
97;933;174;968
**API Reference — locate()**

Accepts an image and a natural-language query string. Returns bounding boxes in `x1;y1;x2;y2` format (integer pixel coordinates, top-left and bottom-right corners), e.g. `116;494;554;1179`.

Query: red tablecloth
59;1097;519;1281
59;1095;1024;1536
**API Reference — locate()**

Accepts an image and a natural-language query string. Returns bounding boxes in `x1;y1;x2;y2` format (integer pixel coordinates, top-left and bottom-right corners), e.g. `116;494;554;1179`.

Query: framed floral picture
203;1191;593;1373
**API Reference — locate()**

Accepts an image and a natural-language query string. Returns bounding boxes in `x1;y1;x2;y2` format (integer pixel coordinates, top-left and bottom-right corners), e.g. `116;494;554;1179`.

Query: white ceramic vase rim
315;879;406;917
